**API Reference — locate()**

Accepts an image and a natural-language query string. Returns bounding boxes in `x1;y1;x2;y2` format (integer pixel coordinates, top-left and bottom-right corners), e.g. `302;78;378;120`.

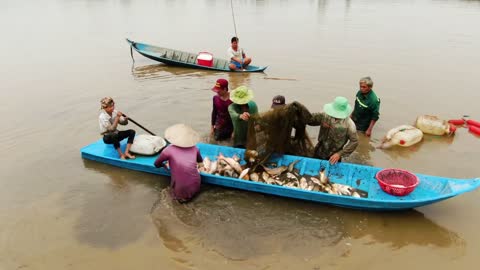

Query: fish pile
198;153;367;198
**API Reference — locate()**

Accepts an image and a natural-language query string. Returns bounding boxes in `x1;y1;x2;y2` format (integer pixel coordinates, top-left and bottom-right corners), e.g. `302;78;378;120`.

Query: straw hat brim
164;124;200;148
323;103;352;119
231;89;254;105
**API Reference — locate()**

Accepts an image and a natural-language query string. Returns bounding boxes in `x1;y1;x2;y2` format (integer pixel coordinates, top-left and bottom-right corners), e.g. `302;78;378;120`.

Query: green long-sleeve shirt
351;90;380;131
308;112;358;160
228;101;258;147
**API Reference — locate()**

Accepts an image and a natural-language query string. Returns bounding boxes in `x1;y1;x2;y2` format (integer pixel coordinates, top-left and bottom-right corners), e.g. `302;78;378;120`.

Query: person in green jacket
351;76;380;137
228;86;258;148
308;96;358;165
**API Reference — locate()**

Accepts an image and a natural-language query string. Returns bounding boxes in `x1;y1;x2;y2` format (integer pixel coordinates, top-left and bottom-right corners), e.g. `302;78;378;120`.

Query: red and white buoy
466;119;480;128
448;119;465;126
468;125;480;136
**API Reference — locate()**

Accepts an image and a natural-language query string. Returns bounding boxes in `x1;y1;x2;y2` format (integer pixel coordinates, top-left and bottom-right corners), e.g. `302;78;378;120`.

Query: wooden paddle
121;113;156;136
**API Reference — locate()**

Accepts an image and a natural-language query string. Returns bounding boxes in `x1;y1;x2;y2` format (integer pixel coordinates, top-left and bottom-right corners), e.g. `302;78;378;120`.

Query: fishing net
246;101;315;162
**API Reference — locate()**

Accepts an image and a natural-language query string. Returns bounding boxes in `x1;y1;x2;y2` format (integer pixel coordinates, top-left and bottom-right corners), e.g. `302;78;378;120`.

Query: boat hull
127;39;267;72
81;140;480;210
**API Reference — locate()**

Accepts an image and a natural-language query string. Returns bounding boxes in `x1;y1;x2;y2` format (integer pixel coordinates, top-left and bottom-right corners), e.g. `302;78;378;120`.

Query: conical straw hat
164;124;200;148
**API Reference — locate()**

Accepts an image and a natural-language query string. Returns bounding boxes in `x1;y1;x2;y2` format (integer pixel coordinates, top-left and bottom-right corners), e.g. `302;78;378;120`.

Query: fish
262;172;275;185
286;172;298;180
232;154;241;162
219;153;243;174
310;177;322;186
319;169;330;185
332;183;353;196
239;168;250;180
250;172;259;182
208;161;218;174
299;177;308;190
261;165;288;176
352;192;361;198
287;160;300;172
203;157;211;172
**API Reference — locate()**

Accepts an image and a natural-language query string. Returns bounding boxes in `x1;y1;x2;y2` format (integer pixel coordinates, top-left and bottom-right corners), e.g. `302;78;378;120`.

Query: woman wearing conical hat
153;124;203;202
228;86;258;148
307;96;359;164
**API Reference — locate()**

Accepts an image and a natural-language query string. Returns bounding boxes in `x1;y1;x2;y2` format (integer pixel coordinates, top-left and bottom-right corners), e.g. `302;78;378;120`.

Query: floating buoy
448;119;465;125
466;119;480;128
468;125;480;136
449;124;457;134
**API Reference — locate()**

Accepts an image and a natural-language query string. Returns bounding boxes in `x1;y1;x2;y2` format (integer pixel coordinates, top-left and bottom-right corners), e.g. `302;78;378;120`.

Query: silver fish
352;192;361;198
239;168;250;180
287;160;300;172
286;172;298;180
261;165;288;176
250;172;259;182
332;183;353;196
219;153;243;174
310;177;322;186
203;157;211;172
319;169;330;185
208;160;218;174
262;172;275;185
299;177;308;190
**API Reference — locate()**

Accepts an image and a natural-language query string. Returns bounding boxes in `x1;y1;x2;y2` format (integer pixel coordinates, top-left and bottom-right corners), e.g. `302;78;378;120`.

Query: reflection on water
71;160;166;248
151;185;465;261
131;63;223;82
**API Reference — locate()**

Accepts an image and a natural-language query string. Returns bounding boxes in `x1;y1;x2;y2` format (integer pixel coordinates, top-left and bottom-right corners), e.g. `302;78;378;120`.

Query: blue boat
80;139;480;211
126;39;268;72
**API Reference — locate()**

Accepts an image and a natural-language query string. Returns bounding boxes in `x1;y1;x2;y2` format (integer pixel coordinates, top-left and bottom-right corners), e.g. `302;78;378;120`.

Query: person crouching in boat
98;97;136;159
210;78;234;141
228;86;258;148
154;124;203;202
307;96;358;164
228;37;252;71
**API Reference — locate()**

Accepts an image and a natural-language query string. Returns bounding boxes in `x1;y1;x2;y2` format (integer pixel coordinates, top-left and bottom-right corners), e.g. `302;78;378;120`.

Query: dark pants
103;130;135;149
214;128;233;141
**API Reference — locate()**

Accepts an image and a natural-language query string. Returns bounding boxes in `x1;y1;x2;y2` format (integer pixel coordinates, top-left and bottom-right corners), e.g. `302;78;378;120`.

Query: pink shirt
154;145;203;201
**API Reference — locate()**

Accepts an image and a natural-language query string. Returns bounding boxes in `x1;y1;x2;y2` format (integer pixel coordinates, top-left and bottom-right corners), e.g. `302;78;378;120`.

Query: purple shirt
211;95;233;131
154;145;203;201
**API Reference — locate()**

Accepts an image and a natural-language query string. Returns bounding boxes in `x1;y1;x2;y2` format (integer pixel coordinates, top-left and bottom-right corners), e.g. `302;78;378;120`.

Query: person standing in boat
154;124;203;203
228;37;252;71
98;97;136;159
211;78;234;141
351;76;381;137
228;86;258;148
308;96;358;164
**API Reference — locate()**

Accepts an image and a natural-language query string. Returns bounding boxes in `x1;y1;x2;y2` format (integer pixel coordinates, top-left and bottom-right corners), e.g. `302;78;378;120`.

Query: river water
1;0;479;269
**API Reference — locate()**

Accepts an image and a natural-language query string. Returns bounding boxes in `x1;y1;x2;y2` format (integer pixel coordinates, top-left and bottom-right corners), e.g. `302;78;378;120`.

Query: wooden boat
126;39;268;72
80;139;480;211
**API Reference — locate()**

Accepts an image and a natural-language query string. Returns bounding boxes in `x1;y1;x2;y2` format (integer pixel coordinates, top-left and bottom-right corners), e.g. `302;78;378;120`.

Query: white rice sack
129;134;167;155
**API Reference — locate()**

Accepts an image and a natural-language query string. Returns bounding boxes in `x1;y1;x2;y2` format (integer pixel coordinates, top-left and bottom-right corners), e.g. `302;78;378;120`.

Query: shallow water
0;0;479;269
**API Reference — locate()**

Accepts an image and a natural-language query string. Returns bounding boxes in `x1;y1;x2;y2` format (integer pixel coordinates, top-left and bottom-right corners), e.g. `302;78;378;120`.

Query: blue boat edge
80;139;480;211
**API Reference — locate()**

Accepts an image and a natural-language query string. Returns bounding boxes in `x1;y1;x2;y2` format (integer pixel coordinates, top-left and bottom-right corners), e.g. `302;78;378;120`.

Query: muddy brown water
0;0;479;269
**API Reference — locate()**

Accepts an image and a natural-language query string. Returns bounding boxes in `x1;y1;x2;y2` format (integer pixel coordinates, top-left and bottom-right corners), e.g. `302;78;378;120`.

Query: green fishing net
246;101;315;162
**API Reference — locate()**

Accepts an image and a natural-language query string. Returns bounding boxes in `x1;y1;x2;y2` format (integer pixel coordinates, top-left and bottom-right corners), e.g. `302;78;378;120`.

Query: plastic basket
375;168;419;196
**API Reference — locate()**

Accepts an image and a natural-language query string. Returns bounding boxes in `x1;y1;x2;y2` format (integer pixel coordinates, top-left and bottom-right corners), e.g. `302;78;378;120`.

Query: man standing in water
228;37;252;71
351;76;380;137
308;96;358;164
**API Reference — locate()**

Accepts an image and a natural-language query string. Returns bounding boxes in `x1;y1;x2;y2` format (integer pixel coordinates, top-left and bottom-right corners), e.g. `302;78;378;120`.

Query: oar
122;113;156;136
